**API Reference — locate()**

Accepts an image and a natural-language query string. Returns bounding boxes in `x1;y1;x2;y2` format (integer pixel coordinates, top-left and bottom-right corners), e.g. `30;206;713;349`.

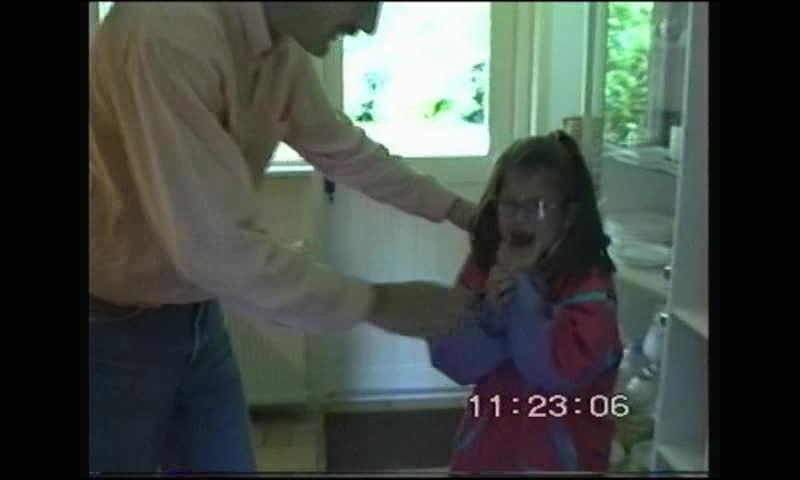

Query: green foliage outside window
604;2;653;145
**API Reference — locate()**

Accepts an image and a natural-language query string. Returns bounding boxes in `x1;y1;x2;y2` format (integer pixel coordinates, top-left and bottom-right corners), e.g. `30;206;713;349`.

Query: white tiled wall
310;181;485;398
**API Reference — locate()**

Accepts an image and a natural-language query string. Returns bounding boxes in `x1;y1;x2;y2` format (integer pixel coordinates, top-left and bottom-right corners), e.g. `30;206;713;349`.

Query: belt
89;294;142;317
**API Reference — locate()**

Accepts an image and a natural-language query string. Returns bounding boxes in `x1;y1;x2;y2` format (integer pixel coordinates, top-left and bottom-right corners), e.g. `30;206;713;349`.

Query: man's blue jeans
89;300;256;473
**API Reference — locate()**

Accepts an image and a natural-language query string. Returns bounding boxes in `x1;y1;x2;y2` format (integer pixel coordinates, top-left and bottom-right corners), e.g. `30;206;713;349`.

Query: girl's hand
497;238;546;274
487;240;546;307
486;261;514;307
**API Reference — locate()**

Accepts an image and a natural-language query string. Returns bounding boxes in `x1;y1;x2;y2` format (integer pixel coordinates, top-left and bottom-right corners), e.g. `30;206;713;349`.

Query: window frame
582;2;688;152
272;2;534;183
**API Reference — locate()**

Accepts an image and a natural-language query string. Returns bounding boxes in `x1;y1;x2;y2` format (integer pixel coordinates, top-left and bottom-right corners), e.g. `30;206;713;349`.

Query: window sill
265;156;490;184
265;163;315;178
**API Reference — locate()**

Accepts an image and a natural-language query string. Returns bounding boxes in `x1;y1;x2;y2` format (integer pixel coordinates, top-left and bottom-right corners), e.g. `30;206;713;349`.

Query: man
89;2;477;473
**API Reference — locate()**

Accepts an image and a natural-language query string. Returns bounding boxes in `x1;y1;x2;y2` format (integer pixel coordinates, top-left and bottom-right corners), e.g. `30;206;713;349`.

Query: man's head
265;2;381;57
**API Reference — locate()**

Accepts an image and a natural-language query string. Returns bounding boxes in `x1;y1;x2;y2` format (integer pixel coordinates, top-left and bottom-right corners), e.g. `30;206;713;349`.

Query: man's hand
446;198;478;233
366;282;474;338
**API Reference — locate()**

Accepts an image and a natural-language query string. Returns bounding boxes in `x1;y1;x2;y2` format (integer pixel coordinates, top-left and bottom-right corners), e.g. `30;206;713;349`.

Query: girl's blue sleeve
428;273;619;390
505;273;620;394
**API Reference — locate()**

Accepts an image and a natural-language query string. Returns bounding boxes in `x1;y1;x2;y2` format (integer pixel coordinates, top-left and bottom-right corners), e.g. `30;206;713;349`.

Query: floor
248;408;650;474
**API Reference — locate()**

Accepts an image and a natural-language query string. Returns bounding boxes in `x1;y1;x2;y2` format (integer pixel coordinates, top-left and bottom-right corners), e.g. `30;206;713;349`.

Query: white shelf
615;261;670;298
674;307;708;339
609;247;670;298
656;444;706;473
266;163;315;177
603;144;680;177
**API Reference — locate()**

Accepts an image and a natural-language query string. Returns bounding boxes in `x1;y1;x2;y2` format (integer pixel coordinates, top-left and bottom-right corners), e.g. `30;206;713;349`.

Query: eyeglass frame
495;198;567;223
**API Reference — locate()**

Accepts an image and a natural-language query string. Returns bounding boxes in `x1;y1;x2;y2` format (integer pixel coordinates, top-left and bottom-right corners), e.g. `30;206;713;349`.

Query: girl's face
496;167;569;255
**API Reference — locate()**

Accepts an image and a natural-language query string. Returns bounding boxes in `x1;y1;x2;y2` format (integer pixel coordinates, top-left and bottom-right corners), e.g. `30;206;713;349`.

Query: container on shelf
616;358;658;449
609;439;627;471
627;440;654;472
643;311;669;366
614;413;654;450
624;365;659;416
615;343;649;393
669;126;683;162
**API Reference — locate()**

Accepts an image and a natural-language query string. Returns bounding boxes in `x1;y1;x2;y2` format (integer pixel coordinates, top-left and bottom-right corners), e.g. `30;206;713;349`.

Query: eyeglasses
496;199;563;223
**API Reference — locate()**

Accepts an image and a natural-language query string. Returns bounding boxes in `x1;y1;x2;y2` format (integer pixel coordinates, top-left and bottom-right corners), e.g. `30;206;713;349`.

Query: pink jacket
429;256;623;473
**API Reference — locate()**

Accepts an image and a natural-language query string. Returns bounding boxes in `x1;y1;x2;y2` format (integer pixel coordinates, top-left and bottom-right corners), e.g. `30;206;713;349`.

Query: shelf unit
655;444;705;472
674;307;708;340
652;4;709;473
579;2;708;475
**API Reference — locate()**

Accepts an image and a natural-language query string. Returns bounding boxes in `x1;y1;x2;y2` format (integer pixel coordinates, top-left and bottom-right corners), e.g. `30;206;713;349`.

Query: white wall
309;181;485;399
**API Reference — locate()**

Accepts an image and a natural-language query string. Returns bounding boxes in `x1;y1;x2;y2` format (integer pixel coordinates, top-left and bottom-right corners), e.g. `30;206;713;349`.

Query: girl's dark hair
471;130;616;276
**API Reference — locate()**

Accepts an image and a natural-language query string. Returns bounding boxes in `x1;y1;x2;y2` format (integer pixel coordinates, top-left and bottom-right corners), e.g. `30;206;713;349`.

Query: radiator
222;175;323;407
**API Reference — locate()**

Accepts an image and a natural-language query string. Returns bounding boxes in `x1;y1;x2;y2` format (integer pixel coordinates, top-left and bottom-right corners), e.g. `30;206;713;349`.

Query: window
602;2;688;148
603;2;653;146
342;2;491;158
98;1;113;22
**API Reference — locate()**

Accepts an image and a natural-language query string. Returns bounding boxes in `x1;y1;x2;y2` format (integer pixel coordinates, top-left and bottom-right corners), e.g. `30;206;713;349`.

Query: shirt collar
237;2;274;58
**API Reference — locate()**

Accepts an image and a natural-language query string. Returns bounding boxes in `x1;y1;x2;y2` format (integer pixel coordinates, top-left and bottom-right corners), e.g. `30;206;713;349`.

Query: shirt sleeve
115;39;374;331
283;51;460;223
505;272;622;393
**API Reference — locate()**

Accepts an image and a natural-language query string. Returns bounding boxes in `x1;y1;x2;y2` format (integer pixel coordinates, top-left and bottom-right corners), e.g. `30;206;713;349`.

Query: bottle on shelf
624;364;659;418
642;310;669;366
615;342;649;393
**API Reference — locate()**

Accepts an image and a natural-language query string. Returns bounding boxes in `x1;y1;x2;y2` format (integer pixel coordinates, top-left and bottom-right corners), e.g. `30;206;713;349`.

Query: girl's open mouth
509;232;535;247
